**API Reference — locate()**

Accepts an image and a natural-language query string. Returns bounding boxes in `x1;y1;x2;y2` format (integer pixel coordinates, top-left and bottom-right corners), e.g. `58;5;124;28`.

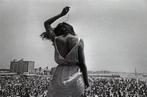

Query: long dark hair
41;22;76;40
54;22;75;36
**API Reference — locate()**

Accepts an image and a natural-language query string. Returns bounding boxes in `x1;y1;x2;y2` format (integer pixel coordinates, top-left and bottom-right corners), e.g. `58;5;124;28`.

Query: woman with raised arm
41;7;89;97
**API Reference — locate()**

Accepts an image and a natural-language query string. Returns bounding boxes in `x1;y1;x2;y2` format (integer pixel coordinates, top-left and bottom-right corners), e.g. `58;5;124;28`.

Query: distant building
10;59;34;74
34;67;51;75
34;67;44;75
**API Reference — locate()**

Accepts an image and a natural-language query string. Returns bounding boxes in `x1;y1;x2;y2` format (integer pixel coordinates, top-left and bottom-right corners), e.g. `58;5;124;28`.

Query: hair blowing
41;22;76;40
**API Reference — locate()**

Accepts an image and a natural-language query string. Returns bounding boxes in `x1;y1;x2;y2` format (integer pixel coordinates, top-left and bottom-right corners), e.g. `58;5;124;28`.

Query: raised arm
78;39;89;88
44;6;70;29
41;6;70;41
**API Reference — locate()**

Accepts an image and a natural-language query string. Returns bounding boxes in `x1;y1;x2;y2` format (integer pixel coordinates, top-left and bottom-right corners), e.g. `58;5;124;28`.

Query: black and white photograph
0;0;147;97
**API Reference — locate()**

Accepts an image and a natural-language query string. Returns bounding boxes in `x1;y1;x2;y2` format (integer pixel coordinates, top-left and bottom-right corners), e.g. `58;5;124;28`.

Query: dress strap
54;36;80;59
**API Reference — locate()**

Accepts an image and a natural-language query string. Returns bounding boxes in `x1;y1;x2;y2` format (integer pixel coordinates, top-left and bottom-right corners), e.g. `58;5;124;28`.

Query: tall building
10;59;34;74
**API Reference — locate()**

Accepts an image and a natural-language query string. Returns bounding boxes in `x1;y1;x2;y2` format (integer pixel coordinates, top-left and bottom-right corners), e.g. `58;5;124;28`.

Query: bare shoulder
67;34;79;43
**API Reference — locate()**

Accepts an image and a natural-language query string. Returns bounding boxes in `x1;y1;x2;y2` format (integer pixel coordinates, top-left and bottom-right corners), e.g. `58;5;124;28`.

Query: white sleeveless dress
46;37;85;97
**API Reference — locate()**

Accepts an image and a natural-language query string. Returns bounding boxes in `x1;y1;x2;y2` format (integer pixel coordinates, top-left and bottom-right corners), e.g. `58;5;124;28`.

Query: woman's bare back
55;34;79;58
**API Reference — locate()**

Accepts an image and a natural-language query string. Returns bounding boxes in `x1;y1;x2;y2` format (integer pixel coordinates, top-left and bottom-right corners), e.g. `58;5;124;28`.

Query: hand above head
60;6;70;16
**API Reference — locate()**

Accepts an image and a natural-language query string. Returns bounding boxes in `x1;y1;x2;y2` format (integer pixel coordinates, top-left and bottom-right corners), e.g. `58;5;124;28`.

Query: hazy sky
0;0;147;73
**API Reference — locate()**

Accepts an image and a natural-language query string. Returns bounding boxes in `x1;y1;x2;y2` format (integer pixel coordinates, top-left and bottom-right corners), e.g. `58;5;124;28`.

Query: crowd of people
85;77;147;97
0;75;51;97
0;75;147;97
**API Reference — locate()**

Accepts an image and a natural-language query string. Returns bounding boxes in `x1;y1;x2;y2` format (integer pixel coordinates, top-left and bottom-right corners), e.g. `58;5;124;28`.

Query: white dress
46;37;85;97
